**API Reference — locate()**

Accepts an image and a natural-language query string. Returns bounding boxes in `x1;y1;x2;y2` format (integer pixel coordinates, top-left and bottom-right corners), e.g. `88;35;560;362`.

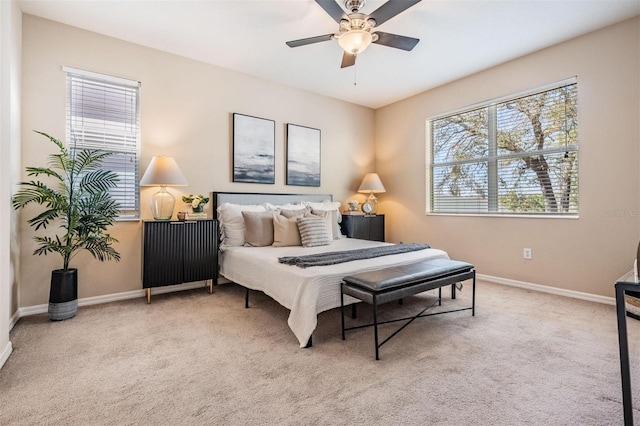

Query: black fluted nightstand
340;214;384;242
142;219;218;303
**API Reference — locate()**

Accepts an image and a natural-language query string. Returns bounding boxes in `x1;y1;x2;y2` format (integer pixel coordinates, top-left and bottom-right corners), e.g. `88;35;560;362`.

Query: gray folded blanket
278;243;431;268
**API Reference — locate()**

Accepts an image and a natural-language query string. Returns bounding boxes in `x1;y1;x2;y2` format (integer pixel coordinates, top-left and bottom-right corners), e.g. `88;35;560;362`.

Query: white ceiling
18;0;640;109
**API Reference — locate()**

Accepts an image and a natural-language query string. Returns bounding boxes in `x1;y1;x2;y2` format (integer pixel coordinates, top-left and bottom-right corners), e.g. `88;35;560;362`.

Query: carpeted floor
1;280;639;425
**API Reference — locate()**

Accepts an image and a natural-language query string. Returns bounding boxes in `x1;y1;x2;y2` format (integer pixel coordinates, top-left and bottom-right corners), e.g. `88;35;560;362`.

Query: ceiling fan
286;0;422;68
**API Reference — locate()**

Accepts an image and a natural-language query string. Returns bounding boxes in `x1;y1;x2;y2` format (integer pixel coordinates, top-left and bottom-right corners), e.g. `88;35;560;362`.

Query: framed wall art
233;113;275;184
286;123;321;187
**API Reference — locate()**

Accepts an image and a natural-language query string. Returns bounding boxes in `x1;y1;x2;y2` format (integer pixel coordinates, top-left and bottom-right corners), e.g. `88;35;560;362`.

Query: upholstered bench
341;258;476;360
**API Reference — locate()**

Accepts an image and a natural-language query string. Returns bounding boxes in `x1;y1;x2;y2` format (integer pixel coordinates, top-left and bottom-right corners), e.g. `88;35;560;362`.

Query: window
426;79;578;216
65;66;141;219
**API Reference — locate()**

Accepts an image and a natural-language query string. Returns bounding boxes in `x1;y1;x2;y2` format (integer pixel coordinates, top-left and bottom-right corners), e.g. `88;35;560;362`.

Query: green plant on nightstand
182;194;209;213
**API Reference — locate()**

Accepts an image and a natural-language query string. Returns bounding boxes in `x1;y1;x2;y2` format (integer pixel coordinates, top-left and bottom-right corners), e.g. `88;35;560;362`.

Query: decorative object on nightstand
358;173;386;215
182;194;210;213
345;199;364;215
140;156;188;221
347;200;360;212
185;212;208;220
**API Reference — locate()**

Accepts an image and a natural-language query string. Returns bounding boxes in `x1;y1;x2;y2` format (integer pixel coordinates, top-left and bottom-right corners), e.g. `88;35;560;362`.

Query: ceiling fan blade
315;0;347;24
367;0;422;27
341;52;356;68
286;34;334;48
372;31;420;51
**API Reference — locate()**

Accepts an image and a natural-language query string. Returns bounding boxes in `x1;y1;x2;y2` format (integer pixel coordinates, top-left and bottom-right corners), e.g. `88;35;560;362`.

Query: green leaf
12;131;122;270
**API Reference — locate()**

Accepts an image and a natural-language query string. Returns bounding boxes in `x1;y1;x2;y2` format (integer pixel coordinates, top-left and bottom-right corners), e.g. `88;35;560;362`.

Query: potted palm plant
12;131;121;320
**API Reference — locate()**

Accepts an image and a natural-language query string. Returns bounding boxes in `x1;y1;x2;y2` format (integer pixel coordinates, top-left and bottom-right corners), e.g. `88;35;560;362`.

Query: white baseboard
9;310;19;331
0;341;13;370
478;273;615;306
16;281;212;319
11;275;614;326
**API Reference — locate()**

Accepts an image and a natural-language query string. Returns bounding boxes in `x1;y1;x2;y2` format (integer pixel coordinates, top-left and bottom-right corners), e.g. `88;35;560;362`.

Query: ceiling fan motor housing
345;0;366;13
340;13;374;33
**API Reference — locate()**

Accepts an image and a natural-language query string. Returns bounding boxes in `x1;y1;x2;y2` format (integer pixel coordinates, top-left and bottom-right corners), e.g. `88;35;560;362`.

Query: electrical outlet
523;248;532;260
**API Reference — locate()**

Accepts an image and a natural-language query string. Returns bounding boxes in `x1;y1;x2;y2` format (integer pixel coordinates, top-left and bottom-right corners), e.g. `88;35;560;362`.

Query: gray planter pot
49;268;78;321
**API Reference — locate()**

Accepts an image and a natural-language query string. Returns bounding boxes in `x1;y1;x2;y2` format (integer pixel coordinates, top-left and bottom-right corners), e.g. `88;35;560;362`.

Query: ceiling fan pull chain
354;61;357;86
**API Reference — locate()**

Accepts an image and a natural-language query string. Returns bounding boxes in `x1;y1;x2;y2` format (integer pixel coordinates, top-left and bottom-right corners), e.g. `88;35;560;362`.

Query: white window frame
64;66;141;220
426;77;578;218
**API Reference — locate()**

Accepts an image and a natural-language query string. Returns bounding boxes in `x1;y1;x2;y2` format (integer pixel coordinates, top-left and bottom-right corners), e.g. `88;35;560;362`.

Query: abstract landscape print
233;113;275;184
286;123;320;187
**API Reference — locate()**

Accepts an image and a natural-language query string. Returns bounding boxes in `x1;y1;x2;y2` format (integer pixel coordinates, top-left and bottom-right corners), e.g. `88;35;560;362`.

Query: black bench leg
352;303;357;319
472;273;476;316
373;295;380;361
341;289;346;340
438;287;442;306
245;288;250;308
451;283;456;299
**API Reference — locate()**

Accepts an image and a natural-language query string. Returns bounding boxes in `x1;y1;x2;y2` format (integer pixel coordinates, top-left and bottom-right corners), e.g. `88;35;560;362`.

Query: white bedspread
219;238;449;347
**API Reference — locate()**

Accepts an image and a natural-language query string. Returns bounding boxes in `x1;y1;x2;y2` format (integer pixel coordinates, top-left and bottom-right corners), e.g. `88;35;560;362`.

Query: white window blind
64;67;141;219
427;79;578;216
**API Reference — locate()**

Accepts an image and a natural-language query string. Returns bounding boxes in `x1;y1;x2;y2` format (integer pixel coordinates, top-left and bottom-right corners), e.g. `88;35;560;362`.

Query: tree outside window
428;81;578;216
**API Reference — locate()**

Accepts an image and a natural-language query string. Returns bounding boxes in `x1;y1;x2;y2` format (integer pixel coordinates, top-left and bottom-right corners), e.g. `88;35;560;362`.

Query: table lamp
358;173;386;215
140;156;188;220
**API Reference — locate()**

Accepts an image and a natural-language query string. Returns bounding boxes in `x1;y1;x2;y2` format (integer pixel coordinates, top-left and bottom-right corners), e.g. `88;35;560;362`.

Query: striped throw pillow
297;216;332;247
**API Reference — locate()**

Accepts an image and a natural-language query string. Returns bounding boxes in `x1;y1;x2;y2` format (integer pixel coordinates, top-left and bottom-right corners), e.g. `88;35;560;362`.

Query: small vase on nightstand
192;206;203;213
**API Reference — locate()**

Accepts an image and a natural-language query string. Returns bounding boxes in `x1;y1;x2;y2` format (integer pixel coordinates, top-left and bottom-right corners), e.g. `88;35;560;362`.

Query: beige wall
375;17;640;297
19;15;375;307
16;13;640;310
1;0;21;367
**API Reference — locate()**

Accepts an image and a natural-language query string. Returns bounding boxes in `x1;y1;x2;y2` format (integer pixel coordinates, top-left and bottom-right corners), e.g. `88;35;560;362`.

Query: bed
212;191;450;347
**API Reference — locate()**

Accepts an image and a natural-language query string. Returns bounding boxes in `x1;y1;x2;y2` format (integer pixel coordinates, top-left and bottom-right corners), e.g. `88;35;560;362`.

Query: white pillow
297;216;332;248
263;203;306;211
304;200;342;217
305;201;343;239
280;206;311;218
217;203;267;247
272;213;302;247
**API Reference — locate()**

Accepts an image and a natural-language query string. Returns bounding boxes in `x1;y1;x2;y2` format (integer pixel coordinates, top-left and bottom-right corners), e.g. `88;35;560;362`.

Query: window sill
116;217;142;222
426;212;579;219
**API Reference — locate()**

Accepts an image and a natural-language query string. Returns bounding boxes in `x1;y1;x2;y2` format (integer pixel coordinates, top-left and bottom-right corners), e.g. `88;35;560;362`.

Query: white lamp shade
140;156;188;186
338;30;373;54
358;173;386;194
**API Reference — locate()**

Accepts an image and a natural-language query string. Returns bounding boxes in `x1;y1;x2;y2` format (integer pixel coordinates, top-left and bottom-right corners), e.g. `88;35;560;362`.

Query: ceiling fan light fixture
338;29;373;54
